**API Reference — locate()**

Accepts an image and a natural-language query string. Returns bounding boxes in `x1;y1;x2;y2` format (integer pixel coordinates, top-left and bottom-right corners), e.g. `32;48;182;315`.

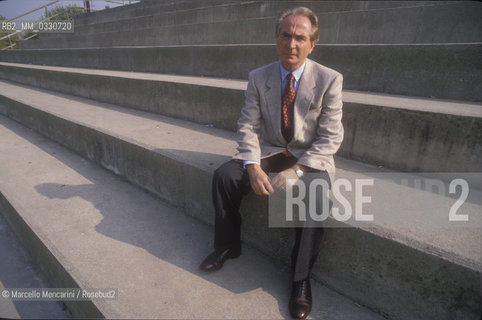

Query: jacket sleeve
233;71;263;162
297;73;344;169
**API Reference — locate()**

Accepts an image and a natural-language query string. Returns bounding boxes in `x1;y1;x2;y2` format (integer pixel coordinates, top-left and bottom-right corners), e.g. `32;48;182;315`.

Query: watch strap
291;166;304;177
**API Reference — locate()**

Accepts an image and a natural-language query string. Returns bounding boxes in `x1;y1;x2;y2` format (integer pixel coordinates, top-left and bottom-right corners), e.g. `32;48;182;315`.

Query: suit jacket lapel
263;63;284;142
293;59;315;141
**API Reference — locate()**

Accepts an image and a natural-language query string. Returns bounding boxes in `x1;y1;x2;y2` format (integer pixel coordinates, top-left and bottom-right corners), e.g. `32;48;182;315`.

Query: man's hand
272;164;308;191
247;164;274;196
272;168;299;191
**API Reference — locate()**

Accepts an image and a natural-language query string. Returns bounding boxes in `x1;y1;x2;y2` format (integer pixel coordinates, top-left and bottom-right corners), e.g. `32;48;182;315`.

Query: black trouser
211;153;327;281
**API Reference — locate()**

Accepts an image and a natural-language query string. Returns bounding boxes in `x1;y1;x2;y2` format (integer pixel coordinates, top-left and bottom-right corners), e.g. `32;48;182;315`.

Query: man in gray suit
200;7;343;319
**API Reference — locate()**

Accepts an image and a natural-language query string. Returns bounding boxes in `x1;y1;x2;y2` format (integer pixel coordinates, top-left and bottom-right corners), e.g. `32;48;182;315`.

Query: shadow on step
0;118;295;318
33;180;293;317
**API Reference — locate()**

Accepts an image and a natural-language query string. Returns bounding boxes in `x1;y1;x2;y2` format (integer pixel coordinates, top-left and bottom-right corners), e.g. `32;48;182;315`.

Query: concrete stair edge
0;61;479;117
4;44;481;102
0;63;480;174
0;188;111;319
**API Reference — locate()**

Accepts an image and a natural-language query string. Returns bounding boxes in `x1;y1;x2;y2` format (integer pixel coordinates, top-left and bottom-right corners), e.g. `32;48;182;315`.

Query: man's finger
258;176;273;195
252;182;261;195
265;180;275;194
251;179;268;196
272;179;283;190
256;185;269;196
272;173;286;190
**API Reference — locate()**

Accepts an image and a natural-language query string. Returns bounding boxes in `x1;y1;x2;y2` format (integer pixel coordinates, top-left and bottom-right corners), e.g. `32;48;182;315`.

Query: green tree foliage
0;16;19;49
41;5;87;21
1;5;87;50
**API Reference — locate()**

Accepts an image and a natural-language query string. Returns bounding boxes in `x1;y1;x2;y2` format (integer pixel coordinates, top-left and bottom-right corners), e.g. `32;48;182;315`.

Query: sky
0;0;139;21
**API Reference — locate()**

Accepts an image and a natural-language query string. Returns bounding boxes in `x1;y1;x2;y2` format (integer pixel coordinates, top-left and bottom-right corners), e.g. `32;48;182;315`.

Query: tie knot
287;73;294;82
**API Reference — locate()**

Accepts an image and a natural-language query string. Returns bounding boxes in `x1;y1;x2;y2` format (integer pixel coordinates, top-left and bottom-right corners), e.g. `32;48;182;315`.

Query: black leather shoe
199;246;241;272
289;278;312;319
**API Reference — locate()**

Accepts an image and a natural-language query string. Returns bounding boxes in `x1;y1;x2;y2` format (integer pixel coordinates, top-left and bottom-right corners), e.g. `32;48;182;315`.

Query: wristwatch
291;166;304;178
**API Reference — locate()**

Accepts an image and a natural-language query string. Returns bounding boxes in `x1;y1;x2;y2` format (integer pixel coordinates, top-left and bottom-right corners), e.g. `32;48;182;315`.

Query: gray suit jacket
233;58;344;180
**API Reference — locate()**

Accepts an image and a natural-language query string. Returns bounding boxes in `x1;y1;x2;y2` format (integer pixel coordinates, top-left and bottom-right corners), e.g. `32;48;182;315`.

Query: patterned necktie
282;73;296;141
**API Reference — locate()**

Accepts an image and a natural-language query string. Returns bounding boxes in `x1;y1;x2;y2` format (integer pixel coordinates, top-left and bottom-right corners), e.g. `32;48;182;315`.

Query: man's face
276;15;316;71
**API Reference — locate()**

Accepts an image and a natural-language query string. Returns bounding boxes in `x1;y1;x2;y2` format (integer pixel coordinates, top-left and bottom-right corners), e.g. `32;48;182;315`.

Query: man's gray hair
275;7;319;43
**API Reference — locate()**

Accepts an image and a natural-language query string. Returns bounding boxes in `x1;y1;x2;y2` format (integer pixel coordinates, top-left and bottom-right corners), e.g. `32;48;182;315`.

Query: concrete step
0;115;385;319
0;212;71;319
0;62;480;172
0;80;480;320
73;1;456;27
4;43;481;102
35;2;479;46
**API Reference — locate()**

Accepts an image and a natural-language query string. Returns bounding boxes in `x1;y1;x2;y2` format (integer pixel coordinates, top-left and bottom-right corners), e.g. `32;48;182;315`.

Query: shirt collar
280;62;306;82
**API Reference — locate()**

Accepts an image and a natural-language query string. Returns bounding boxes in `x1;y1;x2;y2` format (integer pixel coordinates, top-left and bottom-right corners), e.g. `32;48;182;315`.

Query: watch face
293;167;303;177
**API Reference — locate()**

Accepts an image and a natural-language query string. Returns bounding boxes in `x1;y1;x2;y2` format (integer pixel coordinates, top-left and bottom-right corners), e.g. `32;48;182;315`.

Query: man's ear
309;41;317;54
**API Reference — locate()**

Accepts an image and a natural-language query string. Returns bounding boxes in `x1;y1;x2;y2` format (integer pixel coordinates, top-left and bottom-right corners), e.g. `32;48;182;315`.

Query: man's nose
288;37;296;48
